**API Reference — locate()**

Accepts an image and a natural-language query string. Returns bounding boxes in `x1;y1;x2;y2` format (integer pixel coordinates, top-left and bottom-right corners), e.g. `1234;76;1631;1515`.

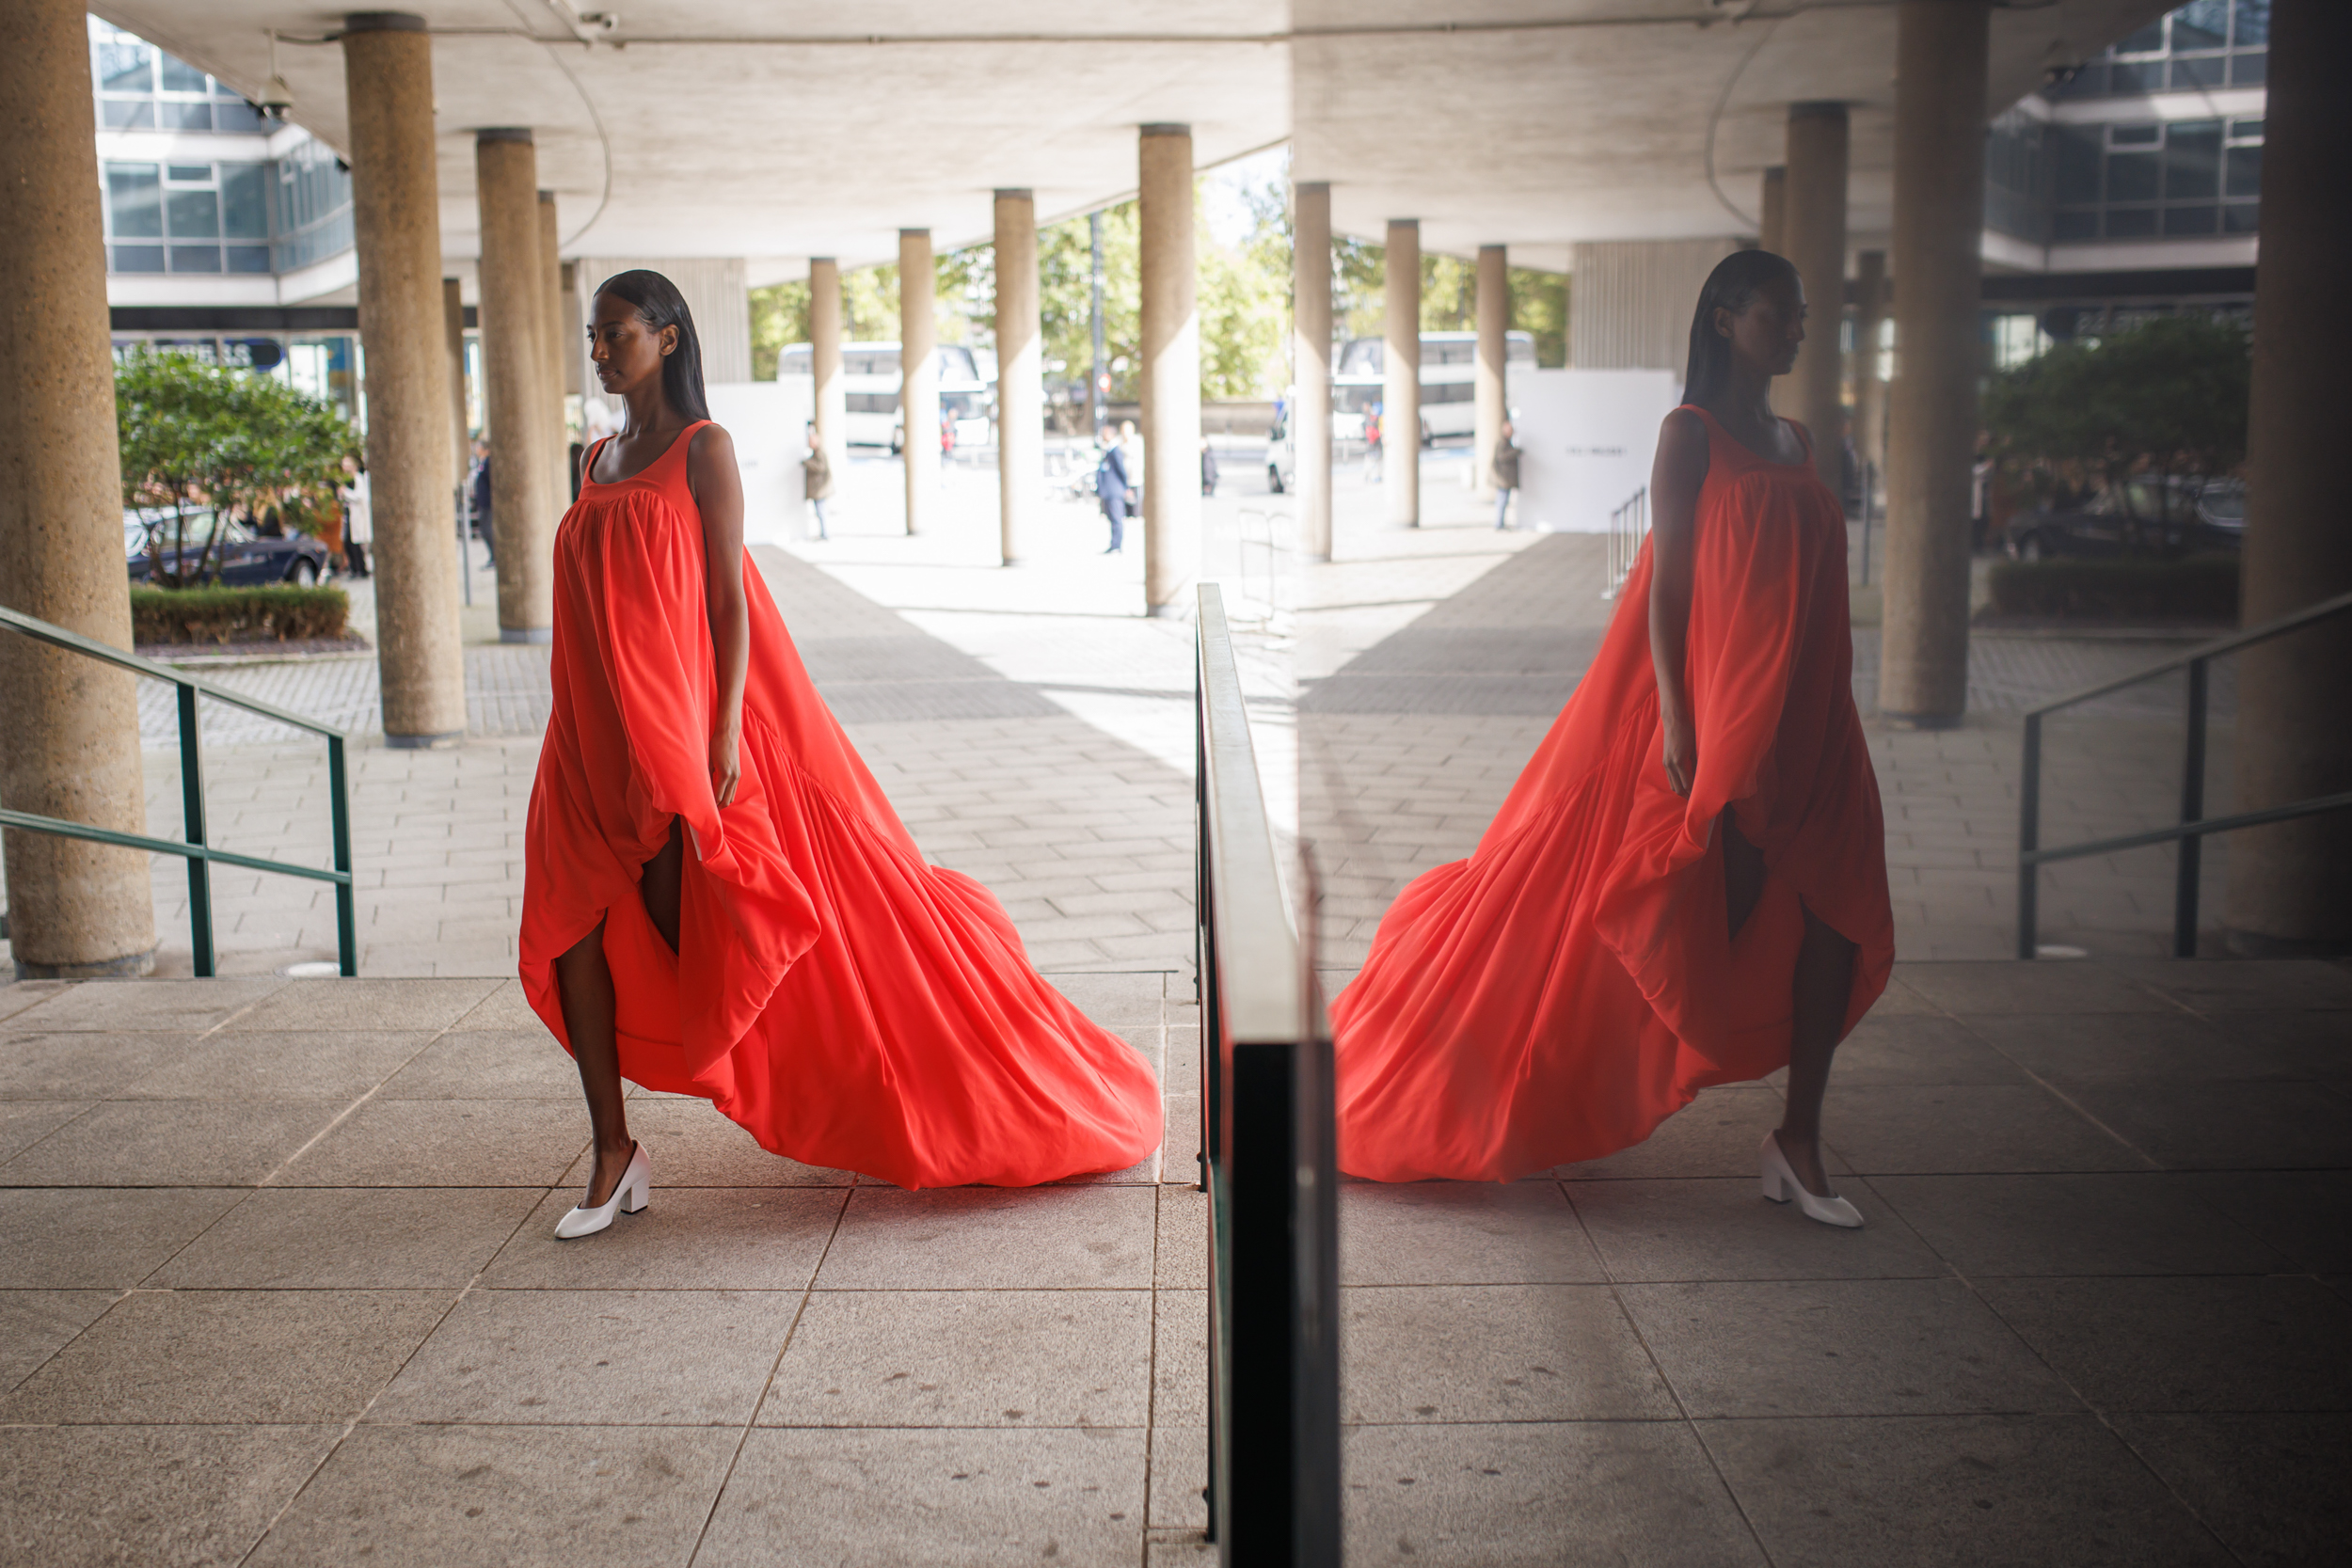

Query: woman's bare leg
555;918;634;1207
1776;906;1856;1197
641;817;684;954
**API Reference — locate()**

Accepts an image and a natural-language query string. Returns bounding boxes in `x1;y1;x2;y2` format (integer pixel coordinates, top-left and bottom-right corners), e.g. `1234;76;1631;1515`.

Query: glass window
160;101;213;132
2106;209;2159;239
168;245;222;273
2223;202;2261;234
2109;124;2160;147
2107;151;2159;203
2163;206;2219;236
2170;56;2227;89
99;41;152;93
101;99;153;129
157;54;207;93
2165;123;2222;200
2053;209;2100;242
2232;51;2265;85
2054;127;2103;201
111;245;165;273
226;245;272;274
2108;60;2163;93
167;188;220;239
2118;21;2164;54
2233;0;2269;47
215;100;269;134
2229;119;2264;141
220;165;268;238
105;163;162;238
2225;145;2262;198
167;164;214;182
2172;1;2231;51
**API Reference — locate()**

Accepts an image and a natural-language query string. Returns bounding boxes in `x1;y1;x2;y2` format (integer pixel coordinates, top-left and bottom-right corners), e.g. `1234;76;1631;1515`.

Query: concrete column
810;259;847;494
0;0;154;974
1853;248;1889;478
536;192;571;509
1784;102;1850;490
1295;182;1334;561
1474;244;1508;500
343;14;467;745
1758;166;1788;254
1384;219;1422;525
475;128;554;642
559;261;583;397
1138;123;1200;616
993;191;1041;564
442;277;469;474
2227;0;2352;953
1878;0;1989;727
898;229;937;536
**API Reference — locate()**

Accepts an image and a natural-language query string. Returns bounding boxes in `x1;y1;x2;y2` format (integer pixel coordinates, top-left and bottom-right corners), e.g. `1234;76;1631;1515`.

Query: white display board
706;379;814;545
1509;368;1683;533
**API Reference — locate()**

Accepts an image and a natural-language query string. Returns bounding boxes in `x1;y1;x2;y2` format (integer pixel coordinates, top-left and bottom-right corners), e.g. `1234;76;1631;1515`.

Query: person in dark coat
1096;426;1133;554
1492;420;1521;531
470;438;495;565
1200;437;1218;498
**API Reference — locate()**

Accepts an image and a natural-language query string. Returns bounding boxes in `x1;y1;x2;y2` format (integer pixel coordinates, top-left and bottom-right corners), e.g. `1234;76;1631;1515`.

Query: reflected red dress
1329;408;1894;1182
518;421;1161;1188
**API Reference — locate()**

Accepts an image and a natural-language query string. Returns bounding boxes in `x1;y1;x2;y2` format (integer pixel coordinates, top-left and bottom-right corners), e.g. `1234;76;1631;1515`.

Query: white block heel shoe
555;1141;650;1240
1759;1131;1862;1229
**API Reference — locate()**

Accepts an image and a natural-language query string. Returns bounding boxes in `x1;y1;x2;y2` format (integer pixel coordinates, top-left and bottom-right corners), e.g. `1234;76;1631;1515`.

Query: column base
1145;601;1193;622
1878;708;1964;732
13;945;158;982
384;729;465;751
2223;928;2352;959
500;627;553;645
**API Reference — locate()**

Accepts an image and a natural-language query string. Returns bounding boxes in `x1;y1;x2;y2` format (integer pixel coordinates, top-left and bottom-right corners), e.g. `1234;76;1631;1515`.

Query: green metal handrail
0;604;356;977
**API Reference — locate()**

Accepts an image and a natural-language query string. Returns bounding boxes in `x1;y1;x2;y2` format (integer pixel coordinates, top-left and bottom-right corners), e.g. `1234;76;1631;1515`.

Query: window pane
2164;206;2219;236
220;165;268;238
2170;56;2227;89
225;245;272;274
2056;131;2103;202
2232;51;2265;85
167;164;214;182
2173;1;2231;51
101;99;153;129
2046;62;2105;98
157;55;207;93
2223;201;2261;233
98;42;151;93
2109;123;2160;147
215;100;268;134
2109;60;2163;93
168;245;222;273
2166;124;2222;200
2106;151;2159;202
2053;209;2100;242
2233;0;2269;47
111;245;166;273
2225;145;2262;198
167;189;220;239
2118;21;2164;53
2106;209;2158;239
160;101;212;132
106;164;162;238
2229;118;2264;140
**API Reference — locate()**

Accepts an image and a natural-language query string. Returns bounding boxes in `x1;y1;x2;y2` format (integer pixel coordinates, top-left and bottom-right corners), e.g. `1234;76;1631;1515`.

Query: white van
1329;329;1537;445
776;341;991;451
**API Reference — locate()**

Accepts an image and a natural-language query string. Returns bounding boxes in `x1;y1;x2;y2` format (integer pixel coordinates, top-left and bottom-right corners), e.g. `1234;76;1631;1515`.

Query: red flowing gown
518;421;1162;1188
1328;407;1895;1182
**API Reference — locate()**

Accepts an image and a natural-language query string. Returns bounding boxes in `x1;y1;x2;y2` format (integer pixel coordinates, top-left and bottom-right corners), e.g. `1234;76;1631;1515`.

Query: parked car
126;507;330;585
2000;476;2244;561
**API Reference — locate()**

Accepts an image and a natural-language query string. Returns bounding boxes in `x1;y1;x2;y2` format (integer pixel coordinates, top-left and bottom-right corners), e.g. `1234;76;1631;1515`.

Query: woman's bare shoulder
689;421;736;460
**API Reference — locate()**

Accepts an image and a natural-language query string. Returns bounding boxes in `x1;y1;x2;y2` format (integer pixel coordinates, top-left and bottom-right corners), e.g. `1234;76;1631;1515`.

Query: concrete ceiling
1293;0;2178;261
91;2;1294;277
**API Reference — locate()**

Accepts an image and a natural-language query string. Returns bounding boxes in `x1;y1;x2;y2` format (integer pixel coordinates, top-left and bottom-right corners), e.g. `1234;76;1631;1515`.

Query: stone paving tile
0;1424;342;1568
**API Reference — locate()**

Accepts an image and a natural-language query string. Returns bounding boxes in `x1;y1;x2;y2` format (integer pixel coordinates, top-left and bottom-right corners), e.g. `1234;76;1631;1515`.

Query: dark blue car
126;508;330;586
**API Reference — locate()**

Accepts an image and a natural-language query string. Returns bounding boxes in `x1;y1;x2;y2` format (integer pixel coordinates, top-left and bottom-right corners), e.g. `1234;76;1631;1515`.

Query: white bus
776;341;993;451
1330;329;1537;445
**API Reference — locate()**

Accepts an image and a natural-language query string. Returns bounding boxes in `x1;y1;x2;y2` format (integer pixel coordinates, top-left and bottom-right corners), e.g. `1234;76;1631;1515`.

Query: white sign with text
706;379;814;546
1510;368;1682;533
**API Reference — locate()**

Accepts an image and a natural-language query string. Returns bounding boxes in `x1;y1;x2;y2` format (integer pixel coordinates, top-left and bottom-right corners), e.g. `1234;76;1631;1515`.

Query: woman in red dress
1329;250;1893;1226
520;271;1161;1237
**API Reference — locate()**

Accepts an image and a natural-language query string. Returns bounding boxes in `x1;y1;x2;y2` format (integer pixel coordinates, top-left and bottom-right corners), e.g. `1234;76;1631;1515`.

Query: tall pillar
1758;166;1788;254
993;191;1041;565
898;229;937;535
1878;0;1989;727
810;259;847;497
2227;0;2352;953
536;190;566;499
1474;244;1508;500
0;0;154;974
1384;220;1422;524
1138;123;1200;616
342;15;468;747
559;261;583;398
1852;249;1888;476
442;277;469;473
1295;182;1334;562
1785;102;1850;490
475;128;555;642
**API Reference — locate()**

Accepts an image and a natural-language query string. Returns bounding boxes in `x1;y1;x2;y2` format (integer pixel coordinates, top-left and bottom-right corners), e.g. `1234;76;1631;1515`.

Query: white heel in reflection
1759;1130;1862;1228
555;1141;649;1239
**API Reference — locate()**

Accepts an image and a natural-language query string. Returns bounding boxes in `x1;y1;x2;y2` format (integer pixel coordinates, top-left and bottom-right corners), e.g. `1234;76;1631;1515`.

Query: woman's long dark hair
594;268;711;422
1683;248;1799;407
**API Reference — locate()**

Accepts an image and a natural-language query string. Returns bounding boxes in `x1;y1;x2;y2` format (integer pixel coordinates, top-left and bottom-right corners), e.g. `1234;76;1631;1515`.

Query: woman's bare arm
1647;408;1709;799
686;424;750;807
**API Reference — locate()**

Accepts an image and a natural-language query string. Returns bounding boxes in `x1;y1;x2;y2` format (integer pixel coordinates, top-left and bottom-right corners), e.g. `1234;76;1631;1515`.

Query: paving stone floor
3;957;2346;1565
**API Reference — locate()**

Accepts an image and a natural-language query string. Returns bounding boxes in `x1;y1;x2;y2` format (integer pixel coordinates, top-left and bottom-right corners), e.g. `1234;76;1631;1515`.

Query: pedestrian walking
1096;424;1134;553
1365;401;1384;482
1200;437;1218;498
1491;419;1521;530
470;438;495;565
341;459;373;576
801;420;833;540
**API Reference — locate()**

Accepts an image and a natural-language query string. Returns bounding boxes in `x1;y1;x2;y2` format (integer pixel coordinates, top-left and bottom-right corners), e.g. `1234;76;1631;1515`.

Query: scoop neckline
1687;404;1811;469
586;421;701;487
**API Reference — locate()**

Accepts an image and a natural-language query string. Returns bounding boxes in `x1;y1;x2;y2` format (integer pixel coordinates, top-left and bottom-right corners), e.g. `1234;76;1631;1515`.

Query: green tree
748;280;808;380
1510;267;1568;368
1325;242;1569;366
1042;201;1140;403
115;347;360;586
1199;168;1292;400
1984;313;2250;538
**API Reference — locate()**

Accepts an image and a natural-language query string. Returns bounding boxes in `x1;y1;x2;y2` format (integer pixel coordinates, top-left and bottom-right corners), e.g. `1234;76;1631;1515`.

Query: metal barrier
1194;582;1340;1566
0;604;357;977
2018;587;2352;959
1601;485;1649;600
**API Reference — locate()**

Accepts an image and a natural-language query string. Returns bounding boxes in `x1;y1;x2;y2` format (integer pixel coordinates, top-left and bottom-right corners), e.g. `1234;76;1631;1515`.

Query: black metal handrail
1195;582;1339;1566
2017;587;2352;959
0;605;356;977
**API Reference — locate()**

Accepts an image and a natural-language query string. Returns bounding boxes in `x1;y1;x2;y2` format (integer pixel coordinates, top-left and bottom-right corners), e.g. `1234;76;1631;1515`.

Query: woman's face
589;293;675;400
1714;274;1806;379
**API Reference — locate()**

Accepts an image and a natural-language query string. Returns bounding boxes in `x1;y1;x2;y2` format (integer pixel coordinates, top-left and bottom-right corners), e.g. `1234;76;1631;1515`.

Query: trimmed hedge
1986;556;2238;624
131;584;350;645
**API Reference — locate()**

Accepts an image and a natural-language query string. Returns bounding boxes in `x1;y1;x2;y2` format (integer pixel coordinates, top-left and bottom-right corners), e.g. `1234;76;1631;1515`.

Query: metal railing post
2174;657;2207;959
2017;711;2042;960
329;734;358;976
175;683;215;978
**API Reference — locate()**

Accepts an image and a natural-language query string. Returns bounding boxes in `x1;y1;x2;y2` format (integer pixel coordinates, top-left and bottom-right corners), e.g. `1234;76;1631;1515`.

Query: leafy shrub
130;584;351;645
1987;557;2238;623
